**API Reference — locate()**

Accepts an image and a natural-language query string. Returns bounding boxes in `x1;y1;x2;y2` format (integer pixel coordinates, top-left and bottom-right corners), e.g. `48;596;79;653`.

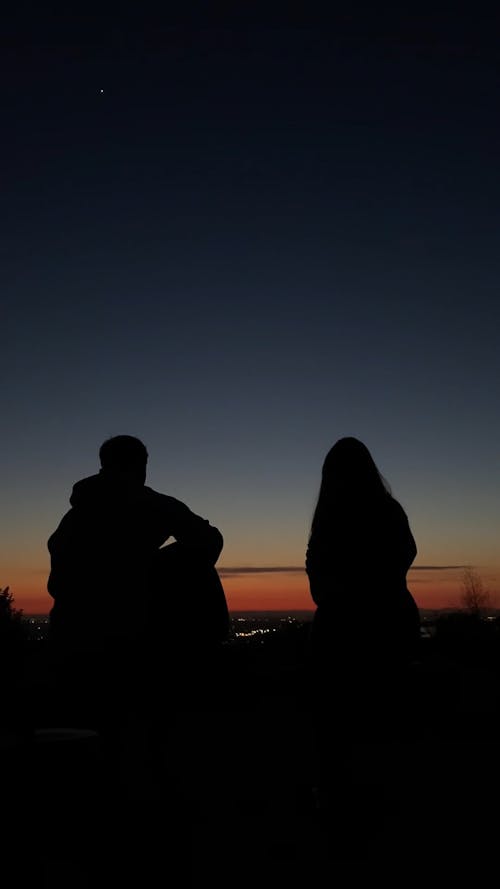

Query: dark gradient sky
2;7;499;612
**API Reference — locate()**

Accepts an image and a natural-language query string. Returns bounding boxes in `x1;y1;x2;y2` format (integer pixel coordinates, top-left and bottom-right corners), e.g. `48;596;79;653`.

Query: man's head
99;435;148;483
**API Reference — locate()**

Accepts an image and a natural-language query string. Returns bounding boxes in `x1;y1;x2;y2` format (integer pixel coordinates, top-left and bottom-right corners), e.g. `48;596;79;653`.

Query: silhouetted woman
305;436;420;815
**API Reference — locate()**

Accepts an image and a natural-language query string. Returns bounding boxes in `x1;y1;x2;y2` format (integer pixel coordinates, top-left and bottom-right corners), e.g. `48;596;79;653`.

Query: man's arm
151;491;223;565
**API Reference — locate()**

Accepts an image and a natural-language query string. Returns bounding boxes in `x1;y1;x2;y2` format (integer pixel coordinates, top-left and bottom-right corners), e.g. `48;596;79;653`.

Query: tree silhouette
460;567;490;617
0;586;24;635
0;588;26;733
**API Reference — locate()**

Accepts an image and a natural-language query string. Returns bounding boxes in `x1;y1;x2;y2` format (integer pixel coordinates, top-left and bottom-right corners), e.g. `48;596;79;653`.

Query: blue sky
2;10;499;612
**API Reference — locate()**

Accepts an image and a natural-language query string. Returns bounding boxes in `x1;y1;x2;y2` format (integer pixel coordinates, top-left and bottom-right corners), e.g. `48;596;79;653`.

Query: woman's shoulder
385;493;409;518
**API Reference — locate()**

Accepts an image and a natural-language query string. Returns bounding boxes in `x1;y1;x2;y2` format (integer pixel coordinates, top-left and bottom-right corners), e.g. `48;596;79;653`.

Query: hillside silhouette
3;609;500;885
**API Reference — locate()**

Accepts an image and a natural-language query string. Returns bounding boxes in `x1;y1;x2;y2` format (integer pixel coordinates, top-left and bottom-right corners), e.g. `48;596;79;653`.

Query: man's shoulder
70;474;101;505
143;487;189;511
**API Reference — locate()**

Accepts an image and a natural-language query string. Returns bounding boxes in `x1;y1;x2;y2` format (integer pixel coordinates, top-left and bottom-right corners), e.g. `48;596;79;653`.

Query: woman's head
321;437;389;491
311;437;391;529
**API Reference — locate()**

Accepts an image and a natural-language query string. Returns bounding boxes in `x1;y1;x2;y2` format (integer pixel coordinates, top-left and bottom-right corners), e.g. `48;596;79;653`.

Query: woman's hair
310;436;391;532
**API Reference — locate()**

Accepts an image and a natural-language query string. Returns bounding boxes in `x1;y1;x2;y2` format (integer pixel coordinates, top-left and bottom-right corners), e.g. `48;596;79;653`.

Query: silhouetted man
47;434;226;730
45;434;226;870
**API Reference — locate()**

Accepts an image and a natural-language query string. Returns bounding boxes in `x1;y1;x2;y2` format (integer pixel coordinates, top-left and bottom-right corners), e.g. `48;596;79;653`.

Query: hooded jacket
47;469;223;649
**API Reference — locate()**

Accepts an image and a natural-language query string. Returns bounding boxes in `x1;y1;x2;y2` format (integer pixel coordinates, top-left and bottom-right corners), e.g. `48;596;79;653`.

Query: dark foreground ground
3;625;500;887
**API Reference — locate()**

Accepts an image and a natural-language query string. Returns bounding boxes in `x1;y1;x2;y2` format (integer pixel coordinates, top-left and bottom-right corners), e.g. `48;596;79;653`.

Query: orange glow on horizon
223;572;312;612
8;566;500;615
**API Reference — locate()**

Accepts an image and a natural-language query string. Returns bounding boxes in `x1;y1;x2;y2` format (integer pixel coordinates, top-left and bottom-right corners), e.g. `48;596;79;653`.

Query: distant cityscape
20;608;499;644
20;612;313;643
